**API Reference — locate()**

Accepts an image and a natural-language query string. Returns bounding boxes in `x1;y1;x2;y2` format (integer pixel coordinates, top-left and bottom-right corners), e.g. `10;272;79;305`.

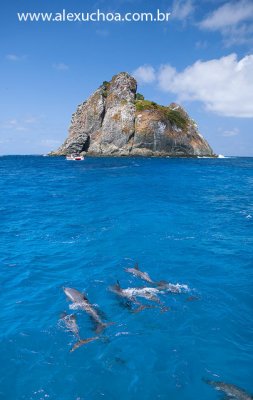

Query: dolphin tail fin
95;321;115;334
70;336;99;352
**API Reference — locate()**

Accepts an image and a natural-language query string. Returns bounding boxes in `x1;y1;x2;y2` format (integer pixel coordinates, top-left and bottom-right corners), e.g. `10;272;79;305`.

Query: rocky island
50;72;215;157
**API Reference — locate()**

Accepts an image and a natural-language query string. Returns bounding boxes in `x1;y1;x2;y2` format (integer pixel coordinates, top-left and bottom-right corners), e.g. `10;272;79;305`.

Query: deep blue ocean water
0;156;252;400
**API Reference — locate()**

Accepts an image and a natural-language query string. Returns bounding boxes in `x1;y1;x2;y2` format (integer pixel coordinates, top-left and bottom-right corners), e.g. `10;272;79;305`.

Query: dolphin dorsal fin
82;293;88;301
134;263;139;270
116;280;121;288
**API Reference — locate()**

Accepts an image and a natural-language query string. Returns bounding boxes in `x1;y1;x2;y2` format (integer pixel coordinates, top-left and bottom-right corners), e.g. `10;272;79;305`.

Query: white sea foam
123;287;160;297
115;331;130;337
158;282;190;293
32;388;50;399
69;303;82;310
164;235;195;241
172;283;190;292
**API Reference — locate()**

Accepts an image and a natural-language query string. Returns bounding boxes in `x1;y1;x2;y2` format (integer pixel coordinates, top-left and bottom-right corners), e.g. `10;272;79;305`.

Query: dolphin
109;281;167;312
70;336;99;352
63;287;113;333
204;379;253;400
125;263;153;284
123;287;161;303
109;281;139;303
60;312;99;352
109;281;149;313
123;287;170;311
60;312;80;338
125;264;189;294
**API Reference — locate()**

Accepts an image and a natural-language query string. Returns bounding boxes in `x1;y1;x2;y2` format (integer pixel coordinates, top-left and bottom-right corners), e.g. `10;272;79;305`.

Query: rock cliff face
50;72;215;157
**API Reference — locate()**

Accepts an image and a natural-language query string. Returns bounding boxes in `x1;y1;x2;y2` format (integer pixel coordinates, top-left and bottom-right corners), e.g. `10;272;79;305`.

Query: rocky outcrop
50;72;215;157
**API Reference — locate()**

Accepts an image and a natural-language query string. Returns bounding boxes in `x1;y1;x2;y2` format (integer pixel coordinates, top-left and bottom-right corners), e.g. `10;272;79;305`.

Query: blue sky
1;0;253;156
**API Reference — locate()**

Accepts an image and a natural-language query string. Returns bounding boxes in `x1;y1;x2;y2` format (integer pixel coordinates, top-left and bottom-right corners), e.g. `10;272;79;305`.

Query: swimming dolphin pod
58;264;251;398
111;263;190;312
61;264;191;351
204;379;253;400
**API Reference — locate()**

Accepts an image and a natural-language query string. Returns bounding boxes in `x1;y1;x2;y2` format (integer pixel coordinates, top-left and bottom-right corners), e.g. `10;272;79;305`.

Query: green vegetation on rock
165;109;188;130
102;80;110;98
136;93;145;101
135;100;157;111
135;100;188;130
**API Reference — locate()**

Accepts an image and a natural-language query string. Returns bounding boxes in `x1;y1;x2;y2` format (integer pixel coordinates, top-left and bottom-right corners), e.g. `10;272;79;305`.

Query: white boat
66;154;84;161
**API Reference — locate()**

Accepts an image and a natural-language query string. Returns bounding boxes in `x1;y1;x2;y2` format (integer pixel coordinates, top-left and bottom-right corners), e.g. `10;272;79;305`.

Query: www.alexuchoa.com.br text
17;9;171;23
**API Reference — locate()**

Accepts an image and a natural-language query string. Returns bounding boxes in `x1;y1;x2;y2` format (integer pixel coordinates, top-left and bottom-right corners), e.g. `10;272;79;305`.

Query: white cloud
171;0;194;20
224;23;253;46
2;119;26;131
157;54;253;117
200;1;253;30
199;1;253;45
5;54;25;61
222;128;239;137
53;62;69;71
7;119;18;126
132;65;156;84
1;116;39;132
24;117;38;124
134;54;253;118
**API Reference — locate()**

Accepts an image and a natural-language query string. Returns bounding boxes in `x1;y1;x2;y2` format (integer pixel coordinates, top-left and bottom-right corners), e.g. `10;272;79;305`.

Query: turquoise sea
0;156;252;400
